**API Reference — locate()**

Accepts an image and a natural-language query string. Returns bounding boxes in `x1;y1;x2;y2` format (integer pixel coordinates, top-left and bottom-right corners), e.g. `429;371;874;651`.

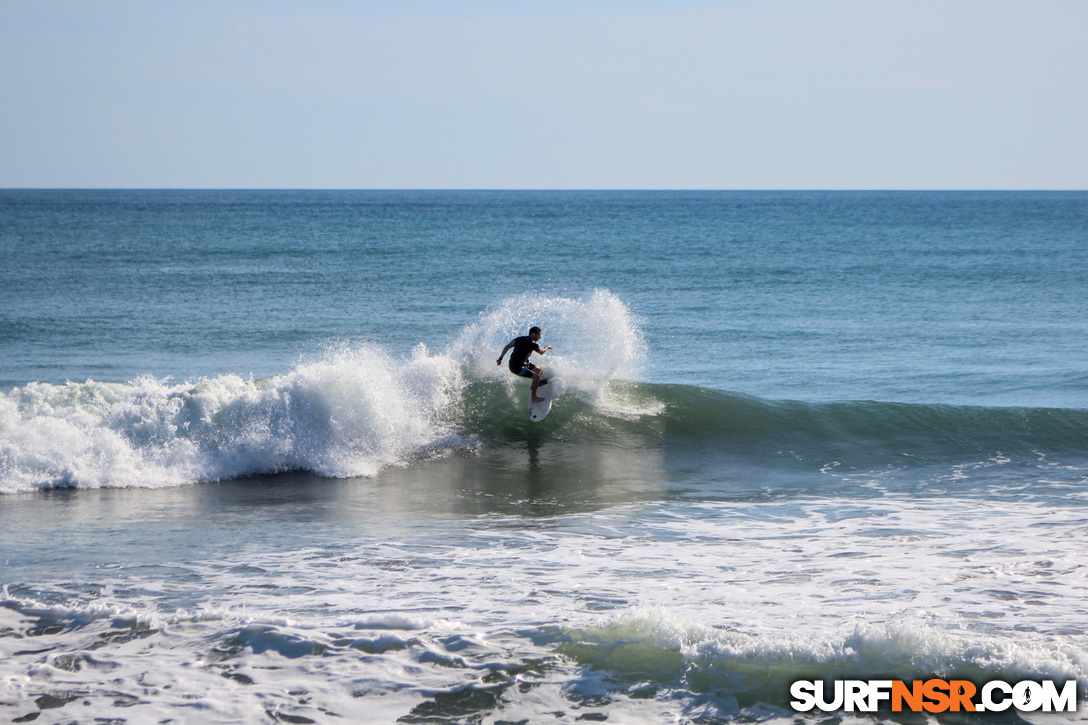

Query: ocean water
1;190;1087;723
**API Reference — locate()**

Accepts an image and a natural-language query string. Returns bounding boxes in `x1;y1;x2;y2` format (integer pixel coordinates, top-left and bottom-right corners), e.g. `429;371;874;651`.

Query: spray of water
0;291;647;491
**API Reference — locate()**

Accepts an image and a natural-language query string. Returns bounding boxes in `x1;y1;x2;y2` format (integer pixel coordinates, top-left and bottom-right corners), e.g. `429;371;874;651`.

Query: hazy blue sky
1;1;1085;189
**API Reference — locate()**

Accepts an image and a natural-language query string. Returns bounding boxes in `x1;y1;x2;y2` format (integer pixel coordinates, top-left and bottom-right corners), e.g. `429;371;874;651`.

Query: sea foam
0;291;644;492
0;345;462;492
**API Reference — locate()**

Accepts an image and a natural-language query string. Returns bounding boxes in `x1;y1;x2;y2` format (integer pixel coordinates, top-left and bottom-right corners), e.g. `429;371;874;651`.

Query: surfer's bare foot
532;395;545;403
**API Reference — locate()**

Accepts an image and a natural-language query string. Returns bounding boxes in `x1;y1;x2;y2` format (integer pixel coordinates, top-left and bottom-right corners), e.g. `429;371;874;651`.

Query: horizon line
3;187;1086;193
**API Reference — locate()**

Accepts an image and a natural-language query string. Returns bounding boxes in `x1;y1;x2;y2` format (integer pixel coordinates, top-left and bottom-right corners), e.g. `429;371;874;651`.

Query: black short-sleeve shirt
508;336;541;373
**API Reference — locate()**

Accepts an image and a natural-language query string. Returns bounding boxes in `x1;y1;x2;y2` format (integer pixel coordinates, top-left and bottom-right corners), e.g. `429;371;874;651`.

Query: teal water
1;191;1087;723
4;190;1087;404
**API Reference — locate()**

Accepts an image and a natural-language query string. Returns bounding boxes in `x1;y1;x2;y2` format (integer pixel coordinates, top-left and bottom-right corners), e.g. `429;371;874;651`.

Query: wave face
558;611;1087;713
3;291;1087;494
652;384;1088;460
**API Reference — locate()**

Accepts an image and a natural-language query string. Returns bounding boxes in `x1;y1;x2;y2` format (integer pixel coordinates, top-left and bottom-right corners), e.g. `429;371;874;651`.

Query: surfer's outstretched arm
497;339;515;366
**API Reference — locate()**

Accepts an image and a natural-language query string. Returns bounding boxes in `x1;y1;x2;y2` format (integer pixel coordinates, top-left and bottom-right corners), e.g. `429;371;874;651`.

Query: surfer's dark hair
529;326;542;335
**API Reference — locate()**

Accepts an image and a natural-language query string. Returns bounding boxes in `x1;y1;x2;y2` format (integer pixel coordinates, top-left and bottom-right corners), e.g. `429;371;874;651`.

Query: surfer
497;326;552;403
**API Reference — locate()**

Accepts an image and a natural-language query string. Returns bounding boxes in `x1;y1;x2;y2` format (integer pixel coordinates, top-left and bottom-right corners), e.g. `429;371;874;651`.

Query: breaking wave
3;290;1087;493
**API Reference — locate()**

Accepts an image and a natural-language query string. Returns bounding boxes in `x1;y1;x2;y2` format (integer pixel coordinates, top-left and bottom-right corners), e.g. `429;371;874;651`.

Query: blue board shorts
515;363;540;379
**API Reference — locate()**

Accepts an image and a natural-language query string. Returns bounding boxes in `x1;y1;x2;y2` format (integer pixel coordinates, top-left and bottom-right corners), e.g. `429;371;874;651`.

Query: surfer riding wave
497;326;551;403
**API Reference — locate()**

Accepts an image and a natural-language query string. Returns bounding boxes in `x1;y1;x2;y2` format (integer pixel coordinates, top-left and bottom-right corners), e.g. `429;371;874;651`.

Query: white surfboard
527;378;558;422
